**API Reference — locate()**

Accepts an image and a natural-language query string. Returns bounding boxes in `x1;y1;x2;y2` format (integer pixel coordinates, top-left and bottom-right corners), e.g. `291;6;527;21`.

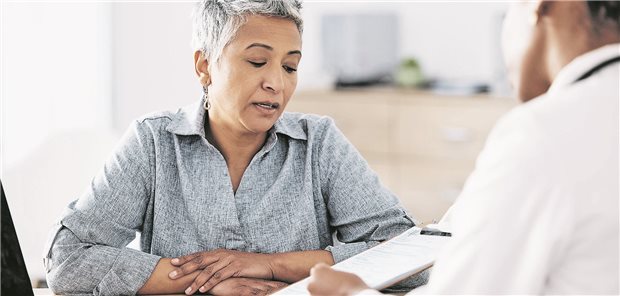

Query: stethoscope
574;56;620;83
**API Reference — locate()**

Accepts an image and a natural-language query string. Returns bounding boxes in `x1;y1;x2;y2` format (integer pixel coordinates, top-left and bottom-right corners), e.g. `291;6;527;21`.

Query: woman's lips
252;102;280;114
253;102;279;109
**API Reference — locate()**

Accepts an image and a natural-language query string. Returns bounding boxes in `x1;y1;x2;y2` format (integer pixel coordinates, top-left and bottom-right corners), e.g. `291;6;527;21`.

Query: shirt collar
548;43;620;94
165;98;308;141
271;113;308;141
165;99;206;137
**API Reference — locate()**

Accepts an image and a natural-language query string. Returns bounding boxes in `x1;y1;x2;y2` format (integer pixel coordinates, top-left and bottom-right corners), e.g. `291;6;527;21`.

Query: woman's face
205;15;302;135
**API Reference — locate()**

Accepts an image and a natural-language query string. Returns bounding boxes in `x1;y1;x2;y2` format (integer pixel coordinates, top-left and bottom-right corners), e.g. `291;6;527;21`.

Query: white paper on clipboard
273;227;451;295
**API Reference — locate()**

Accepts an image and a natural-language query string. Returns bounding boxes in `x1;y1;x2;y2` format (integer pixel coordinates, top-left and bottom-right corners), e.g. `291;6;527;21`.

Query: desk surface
34;288;51;295
34;289;183;296
34;288;407;296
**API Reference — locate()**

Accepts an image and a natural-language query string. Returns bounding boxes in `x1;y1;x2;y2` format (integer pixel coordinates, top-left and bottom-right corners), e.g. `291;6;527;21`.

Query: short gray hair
192;0;303;64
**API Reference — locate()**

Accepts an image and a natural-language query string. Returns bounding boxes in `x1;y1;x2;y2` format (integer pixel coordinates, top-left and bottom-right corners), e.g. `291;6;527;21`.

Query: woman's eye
248;61;266;68
283;65;297;73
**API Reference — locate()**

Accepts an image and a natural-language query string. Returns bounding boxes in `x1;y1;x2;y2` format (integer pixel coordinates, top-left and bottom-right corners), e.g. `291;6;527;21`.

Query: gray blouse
43;99;416;295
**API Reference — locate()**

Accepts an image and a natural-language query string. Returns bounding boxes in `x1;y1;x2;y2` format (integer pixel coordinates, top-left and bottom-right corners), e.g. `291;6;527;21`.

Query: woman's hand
168;249;275;295
307;263;370;296
209;277;288;296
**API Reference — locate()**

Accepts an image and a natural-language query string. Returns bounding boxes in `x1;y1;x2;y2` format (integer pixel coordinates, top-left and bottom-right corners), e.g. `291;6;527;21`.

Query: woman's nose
262;65;284;93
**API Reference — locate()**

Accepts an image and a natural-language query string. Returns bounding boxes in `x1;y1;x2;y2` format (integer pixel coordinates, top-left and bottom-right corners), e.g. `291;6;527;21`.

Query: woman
44;1;415;295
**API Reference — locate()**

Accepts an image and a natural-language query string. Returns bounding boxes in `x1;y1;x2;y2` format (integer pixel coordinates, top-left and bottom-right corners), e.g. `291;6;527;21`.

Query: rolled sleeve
46;226;160;295
45;120;158;295
95;247;160;295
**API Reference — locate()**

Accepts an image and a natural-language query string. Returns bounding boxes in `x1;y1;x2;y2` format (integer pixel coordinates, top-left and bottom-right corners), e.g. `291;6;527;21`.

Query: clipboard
273;227;451;295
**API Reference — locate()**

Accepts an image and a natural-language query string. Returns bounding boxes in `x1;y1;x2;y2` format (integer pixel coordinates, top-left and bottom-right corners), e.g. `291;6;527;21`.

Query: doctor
307;0;619;294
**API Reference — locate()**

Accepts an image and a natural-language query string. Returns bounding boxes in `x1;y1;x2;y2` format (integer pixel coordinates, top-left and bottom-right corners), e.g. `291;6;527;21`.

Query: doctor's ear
532;0;553;25
194;51;211;86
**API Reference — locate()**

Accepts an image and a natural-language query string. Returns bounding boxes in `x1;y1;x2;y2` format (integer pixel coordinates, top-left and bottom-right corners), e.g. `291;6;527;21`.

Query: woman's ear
194;51;211;86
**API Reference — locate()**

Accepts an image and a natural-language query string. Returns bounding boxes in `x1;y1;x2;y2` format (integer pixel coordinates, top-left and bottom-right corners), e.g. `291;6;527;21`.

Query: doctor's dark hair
587;1;620;29
192;0;303;64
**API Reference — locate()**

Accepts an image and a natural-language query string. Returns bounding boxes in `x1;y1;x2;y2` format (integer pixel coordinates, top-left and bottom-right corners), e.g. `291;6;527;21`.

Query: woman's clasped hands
168;249;286;295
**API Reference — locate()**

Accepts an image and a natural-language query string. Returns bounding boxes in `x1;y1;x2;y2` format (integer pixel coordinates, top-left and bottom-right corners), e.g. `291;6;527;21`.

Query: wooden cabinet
287;89;516;223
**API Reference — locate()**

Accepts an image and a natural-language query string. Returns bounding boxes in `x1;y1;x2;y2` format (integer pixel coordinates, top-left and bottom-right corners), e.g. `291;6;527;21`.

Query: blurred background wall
1;0;512;286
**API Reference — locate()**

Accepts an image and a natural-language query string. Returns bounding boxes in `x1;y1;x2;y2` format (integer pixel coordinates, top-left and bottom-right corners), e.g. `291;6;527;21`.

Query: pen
420;228;452;237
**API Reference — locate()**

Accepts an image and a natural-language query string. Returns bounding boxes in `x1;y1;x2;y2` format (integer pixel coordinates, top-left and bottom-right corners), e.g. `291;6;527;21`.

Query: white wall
1;0;509;286
110;2;199;131
1;2;117;284
1;2;113;169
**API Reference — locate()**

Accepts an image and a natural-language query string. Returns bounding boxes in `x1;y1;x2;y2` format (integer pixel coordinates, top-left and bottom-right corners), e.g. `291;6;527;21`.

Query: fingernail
169;271;177;278
171;258;179;264
199;286;206;293
185;287;192;295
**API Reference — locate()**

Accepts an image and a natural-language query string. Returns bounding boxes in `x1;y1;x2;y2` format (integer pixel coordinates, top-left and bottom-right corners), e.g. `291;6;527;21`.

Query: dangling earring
202;85;211;111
